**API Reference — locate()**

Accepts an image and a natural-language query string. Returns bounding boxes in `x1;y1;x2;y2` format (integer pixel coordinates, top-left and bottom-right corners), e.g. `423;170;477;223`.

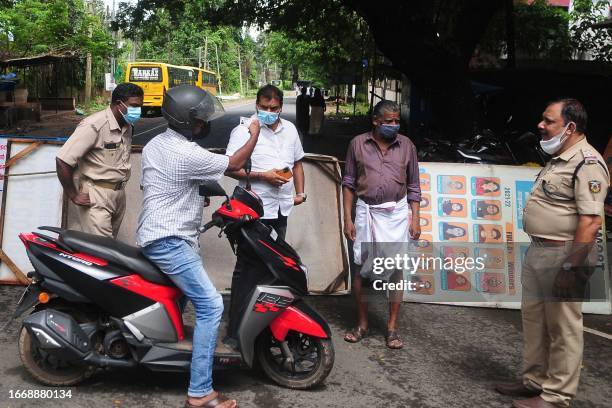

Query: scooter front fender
269;301;331;341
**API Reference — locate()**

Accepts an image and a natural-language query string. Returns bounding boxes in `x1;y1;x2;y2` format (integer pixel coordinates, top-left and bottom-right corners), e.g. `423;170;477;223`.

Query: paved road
132;97;298;149
0;285;610;408
132;96;353;160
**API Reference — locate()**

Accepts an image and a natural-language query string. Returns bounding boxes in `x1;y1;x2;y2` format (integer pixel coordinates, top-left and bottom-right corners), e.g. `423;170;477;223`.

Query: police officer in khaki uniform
496;99;609;408
56;83;144;238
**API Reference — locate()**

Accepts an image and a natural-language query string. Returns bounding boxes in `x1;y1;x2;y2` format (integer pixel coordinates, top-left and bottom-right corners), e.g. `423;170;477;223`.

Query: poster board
403;162;611;314
0;141;63;283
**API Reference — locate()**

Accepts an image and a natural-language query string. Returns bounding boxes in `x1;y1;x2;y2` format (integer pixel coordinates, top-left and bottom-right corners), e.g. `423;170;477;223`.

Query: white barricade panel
0;141;63;283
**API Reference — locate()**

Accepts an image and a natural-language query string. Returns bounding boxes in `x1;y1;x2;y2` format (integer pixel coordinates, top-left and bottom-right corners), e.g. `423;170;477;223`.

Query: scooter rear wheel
18;326;94;386
18;304;96;386
256;329;334;389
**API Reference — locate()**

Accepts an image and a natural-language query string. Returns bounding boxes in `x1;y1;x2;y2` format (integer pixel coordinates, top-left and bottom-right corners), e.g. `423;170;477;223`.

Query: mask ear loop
559;121;574;144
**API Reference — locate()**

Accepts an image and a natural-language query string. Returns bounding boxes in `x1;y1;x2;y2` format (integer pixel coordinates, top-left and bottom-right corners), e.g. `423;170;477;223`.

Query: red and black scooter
11;180;334;390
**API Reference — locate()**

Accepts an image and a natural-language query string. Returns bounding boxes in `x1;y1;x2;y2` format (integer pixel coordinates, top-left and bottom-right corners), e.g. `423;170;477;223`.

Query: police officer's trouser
76;178;126;238
521;241;589;407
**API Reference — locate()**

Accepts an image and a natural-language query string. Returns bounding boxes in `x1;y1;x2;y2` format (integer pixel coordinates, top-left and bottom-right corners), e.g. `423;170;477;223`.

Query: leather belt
530;236;569;246
84;177;126;191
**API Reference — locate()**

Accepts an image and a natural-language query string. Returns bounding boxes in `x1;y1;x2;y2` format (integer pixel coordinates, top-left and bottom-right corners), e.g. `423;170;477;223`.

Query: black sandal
344;326;368;343
385;330;404;349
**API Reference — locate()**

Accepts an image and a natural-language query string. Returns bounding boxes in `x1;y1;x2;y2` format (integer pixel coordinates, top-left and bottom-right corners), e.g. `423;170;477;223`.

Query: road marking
133;122;167;138
584;326;612;340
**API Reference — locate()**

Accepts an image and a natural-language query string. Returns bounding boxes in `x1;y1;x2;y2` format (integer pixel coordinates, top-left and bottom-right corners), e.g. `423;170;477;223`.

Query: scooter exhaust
23;309;136;369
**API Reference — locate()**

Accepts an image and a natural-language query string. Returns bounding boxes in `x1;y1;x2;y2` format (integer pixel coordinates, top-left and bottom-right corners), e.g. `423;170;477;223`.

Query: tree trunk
291;64;299;84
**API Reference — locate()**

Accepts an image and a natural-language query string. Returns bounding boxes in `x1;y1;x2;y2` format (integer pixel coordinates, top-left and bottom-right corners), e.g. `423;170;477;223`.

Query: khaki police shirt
523;138;609;241
57;107;132;183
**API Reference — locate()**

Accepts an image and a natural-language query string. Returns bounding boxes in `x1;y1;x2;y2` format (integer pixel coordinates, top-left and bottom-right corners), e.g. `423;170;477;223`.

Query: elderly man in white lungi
342;100;421;349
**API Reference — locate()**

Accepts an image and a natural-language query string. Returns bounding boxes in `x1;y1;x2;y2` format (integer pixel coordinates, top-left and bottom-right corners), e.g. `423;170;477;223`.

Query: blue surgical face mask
378;123;400;140
120;101;141;125
257;110;279;126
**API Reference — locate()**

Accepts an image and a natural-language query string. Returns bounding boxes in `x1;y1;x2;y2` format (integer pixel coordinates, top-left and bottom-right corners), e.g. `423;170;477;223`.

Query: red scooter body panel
216;199;260;220
110;275;185;340
269;305;328;341
19;233;109;266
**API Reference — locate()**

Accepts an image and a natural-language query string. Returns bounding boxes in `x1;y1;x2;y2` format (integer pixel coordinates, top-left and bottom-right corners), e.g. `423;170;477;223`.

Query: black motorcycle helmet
162;84;225;138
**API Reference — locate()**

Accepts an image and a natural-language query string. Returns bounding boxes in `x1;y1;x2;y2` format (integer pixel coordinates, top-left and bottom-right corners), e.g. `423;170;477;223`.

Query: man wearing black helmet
137;85;259;408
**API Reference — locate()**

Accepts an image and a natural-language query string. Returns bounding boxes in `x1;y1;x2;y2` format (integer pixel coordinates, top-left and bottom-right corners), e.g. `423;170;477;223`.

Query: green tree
0;0;112;57
479;0;571;61
570;0;612;61
120;0;503;139
117;1;258;94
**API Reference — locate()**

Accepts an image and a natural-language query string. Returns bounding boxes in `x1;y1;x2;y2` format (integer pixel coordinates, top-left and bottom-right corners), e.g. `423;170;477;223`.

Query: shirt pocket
541;173;574;201
386;160;407;186
102;135;124;167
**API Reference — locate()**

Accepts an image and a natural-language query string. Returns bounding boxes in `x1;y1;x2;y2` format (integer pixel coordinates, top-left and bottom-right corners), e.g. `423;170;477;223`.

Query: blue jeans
142;236;223;397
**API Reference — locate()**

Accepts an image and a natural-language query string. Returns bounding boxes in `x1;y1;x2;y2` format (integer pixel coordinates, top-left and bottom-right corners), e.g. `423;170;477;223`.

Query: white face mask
540;122;571;155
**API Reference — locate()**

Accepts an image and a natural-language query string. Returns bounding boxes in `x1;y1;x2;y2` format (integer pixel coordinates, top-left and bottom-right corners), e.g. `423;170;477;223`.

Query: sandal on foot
184;393;237;408
344;326;367;343
385;330;404;349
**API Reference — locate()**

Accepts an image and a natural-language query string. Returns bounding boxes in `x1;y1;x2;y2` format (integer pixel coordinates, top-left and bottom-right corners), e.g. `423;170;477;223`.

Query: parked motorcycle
418;117;547;166
11;181;334;390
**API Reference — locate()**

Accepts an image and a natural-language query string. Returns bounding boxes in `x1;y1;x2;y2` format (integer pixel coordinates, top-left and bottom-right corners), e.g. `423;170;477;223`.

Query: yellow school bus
193;67;219;96
125;62;219;114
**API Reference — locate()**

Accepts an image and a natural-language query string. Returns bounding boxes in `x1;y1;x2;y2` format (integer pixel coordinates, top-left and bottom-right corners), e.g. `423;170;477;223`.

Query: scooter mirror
199;181;228;198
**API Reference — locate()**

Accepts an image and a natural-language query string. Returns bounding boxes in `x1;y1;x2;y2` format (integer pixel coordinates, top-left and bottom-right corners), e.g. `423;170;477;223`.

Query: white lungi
353;196;410;279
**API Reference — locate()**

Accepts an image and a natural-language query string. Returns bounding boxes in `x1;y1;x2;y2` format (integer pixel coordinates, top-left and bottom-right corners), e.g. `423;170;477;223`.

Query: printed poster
402;162;610;315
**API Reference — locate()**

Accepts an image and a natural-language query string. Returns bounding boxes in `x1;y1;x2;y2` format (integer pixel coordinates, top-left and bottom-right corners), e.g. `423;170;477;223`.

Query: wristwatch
297;192;307;201
562;262;574;272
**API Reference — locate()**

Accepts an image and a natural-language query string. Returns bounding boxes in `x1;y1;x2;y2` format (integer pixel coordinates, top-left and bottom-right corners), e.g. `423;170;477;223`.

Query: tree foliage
0;0;112;58
116;0;261;93
570;0;612;62
118;0;372;90
480;0;612;62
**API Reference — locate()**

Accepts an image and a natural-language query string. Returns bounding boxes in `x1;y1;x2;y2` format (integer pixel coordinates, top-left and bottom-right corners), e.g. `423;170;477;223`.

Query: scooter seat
59;229;174;287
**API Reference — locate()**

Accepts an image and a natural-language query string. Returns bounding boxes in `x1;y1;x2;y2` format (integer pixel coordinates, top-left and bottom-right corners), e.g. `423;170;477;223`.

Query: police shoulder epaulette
581;148;599;164
571;148;609;187
86;110;107;132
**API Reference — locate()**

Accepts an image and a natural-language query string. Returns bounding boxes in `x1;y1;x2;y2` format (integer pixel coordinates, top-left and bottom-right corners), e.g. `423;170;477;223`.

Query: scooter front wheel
256;329;334;389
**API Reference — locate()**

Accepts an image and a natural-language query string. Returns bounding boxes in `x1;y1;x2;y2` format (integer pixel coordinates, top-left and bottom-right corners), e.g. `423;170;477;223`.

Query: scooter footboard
269;301;331;341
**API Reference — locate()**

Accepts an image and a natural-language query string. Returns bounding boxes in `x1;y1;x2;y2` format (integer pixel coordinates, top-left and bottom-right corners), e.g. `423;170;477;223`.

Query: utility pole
203;36;208;70
237;46;243;95
84;0;92;104
215;43;222;95
198;47;202;68
109;0;117;83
